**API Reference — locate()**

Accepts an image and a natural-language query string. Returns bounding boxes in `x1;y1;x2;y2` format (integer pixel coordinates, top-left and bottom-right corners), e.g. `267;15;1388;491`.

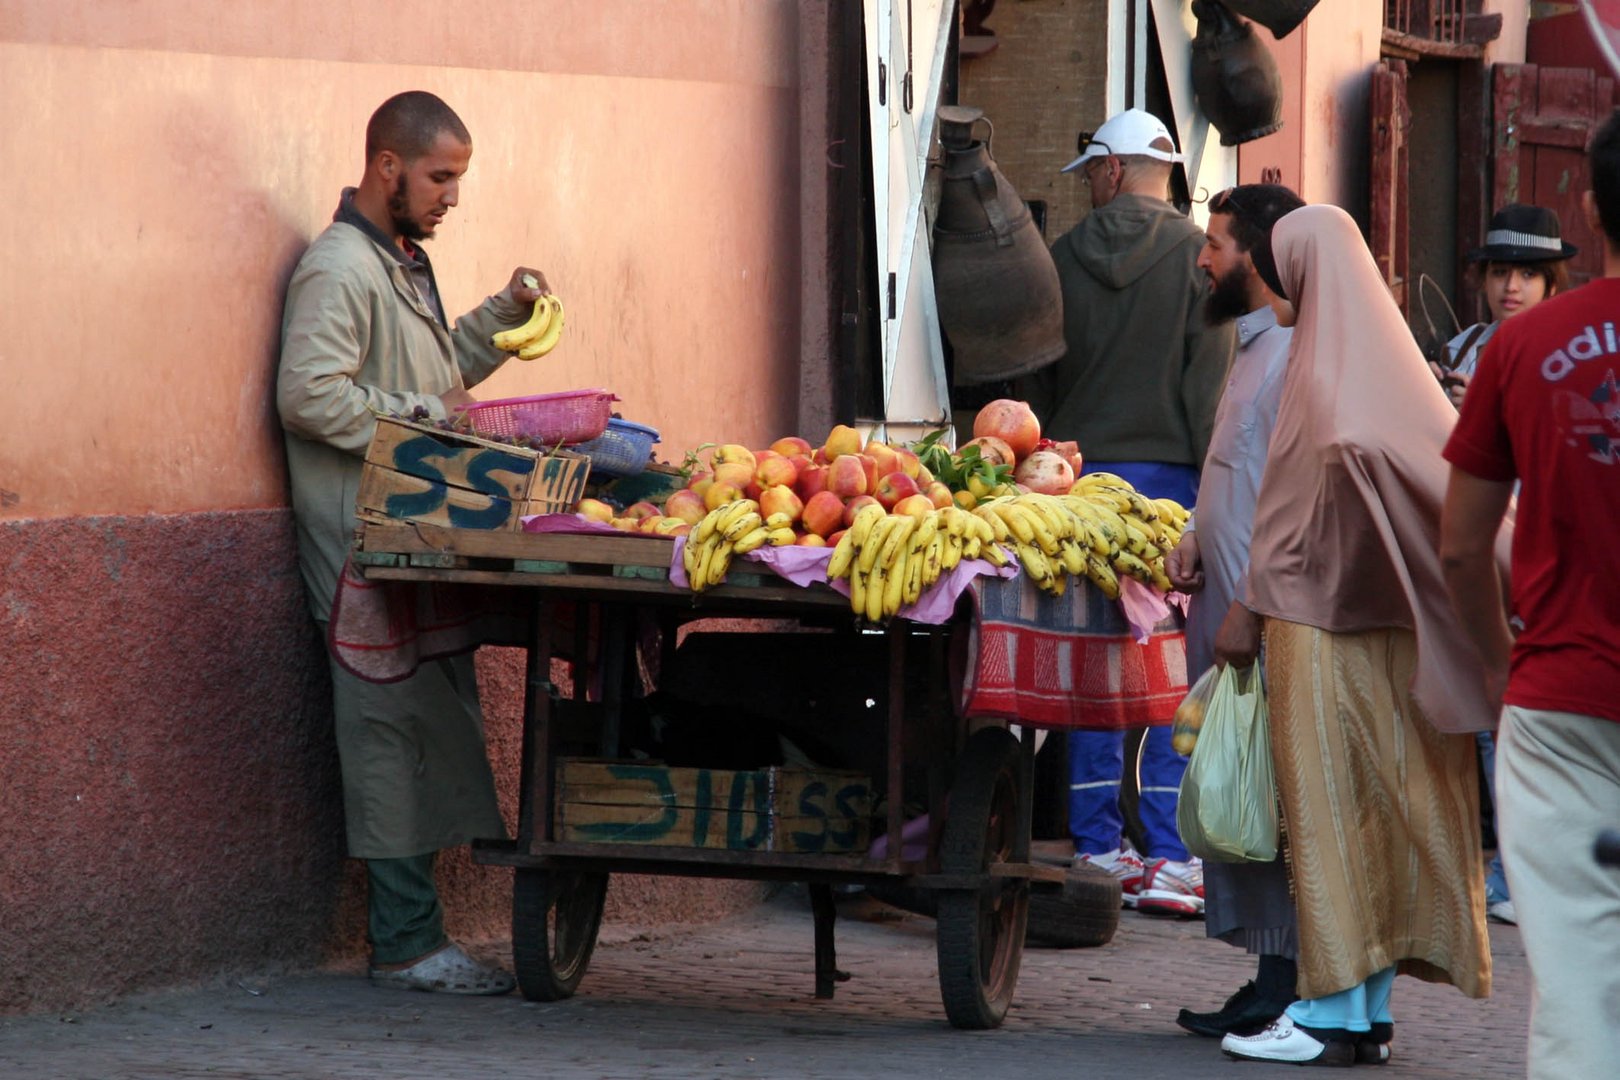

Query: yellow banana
922;533;945;587
714;499;759;538
1122;490;1160;524
731;526;769;555
765;512;795;531
877;515;916;571
976;505;1011;543
858;515;897;574
1074;471;1131;490
722;511;763;544
992;503;1037;545
865;560;887;622
826;528;860;580
691;536;720;592
964;535;983;560
705;544;733;588
847;503;887;555
848;565;867;617
517;296;566;360
1015;502;1062;555
491;294;554;352
903;546;924;606
1113;551;1156;585
682;533;704;578
981;542;1009;567
1059;538;1087;576
940;532;963;572
766;527;798;547
1086;556;1121;599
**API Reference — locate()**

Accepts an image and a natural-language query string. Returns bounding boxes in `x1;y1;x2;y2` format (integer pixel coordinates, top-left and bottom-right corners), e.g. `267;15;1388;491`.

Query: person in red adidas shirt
1441;109;1620;1080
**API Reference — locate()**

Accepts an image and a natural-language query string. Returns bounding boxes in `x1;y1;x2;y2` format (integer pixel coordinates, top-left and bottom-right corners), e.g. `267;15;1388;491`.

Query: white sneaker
1076;847;1147;908
1487;897;1518;925
1137;856;1205;917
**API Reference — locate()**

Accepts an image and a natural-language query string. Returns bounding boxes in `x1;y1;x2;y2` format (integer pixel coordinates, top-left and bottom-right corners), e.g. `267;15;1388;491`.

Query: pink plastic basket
455;389;617;445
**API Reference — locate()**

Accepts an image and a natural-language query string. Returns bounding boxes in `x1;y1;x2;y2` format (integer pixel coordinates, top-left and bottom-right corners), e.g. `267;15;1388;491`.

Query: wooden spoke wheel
935;727;1029;1029
512;869;608;1001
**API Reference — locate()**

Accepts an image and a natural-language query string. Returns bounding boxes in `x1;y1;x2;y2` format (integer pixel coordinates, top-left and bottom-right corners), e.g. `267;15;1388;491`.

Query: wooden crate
556;758;872;854
357;416;589;531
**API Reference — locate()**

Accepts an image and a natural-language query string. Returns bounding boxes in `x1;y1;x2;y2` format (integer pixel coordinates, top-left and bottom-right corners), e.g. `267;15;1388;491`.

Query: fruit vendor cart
344;514;1186;1030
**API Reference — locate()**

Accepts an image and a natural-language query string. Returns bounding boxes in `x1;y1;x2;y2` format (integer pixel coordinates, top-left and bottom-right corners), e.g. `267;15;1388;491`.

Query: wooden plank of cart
351;519;1065;1030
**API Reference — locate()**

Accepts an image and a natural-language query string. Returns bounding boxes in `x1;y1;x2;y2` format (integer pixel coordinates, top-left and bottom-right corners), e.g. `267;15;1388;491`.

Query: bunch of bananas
681;499;795;592
824;505;995;623
491;278;566;360
968;474;1189;598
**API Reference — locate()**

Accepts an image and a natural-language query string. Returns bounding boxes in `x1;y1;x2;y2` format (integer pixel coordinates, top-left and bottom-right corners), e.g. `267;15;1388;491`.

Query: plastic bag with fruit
1174;664;1278;863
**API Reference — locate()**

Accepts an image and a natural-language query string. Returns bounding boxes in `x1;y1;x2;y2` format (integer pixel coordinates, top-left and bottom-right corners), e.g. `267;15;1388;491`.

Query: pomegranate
962;435;1016;468
972;399;1042;462
1014;450;1076;496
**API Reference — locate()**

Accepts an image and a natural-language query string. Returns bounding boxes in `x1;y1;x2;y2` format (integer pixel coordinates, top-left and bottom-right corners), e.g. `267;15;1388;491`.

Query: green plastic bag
1175;664;1278;863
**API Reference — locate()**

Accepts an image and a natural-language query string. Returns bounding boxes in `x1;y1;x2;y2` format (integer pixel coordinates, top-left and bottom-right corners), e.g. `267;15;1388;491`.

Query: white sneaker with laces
1076;847;1147;908
1137;856;1205;917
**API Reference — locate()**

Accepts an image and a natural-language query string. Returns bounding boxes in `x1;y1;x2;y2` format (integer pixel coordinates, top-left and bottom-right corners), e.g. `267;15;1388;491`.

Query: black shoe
1176;981;1292;1038
1354;1022;1394;1065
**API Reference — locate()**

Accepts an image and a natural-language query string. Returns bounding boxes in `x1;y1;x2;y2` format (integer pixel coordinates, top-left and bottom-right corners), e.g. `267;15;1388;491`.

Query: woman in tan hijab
1212;204;1499;1066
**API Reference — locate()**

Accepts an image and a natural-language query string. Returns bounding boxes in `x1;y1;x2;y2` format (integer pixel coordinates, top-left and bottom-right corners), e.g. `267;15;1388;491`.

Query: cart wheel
935;727;1029;1030
512;869;608;1001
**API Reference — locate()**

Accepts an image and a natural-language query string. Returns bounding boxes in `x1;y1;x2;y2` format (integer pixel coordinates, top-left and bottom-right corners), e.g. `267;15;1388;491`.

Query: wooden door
1371;60;1412;315
1492;64;1620;290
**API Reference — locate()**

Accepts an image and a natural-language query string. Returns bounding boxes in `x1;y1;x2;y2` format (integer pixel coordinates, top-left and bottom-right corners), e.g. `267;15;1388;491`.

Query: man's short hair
1209;183;1305;255
1590;109;1620;247
365;91;471;163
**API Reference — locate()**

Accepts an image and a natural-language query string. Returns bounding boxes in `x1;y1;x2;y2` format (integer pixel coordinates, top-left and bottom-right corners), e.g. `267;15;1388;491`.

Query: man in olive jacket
1022;108;1235;917
277;91;548;995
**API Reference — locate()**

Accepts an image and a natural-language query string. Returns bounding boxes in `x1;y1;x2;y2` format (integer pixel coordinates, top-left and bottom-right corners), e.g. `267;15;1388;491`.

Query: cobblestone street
0;890;1529;1079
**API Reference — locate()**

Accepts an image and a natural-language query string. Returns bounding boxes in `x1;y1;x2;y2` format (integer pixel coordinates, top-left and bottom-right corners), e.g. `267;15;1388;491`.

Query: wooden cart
352;522;1065;1029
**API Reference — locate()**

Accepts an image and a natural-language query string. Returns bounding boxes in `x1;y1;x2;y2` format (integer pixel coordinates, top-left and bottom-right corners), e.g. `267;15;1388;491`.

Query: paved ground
0;891;1528;1079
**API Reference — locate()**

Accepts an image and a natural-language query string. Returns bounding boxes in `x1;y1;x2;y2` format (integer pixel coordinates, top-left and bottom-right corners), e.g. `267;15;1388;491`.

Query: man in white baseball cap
1021;106;1233;923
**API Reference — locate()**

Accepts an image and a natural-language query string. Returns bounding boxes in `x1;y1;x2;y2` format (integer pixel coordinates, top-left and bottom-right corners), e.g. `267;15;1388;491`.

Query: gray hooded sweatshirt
1022;193;1234;467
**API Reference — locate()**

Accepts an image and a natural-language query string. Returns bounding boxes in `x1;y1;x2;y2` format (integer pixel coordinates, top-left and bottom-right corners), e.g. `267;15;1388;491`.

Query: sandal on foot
370;943;516;996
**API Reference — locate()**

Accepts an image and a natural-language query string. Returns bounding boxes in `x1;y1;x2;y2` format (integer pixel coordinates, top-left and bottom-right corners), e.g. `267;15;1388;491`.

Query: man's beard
1205;263;1254;325
388;174;430;241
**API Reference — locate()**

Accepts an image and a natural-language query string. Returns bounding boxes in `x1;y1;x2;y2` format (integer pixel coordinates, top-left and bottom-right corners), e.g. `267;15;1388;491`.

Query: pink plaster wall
1;0;823;1012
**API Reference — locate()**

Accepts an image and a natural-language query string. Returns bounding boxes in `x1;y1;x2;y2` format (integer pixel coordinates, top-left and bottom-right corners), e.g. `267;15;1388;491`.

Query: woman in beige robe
1213;204;1504;1067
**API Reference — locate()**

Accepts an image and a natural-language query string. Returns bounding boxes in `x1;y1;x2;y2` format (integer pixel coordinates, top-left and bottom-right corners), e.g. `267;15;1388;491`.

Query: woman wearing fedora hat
1433;204;1578;407
1431;204;1576;934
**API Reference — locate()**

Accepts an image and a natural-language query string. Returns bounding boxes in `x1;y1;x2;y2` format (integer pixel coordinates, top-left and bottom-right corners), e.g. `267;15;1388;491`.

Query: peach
825;455;868;499
575;497;615;523
810;447;829;466
704;481;746;512
843;494;883;527
822;423;862;461
712;444;758;471
873;471;920;511
770;435;814;457
801;490;847;537
759;485;805;525
795;532;828;547
795;464;829;500
755;454;800;489
892;493;937;520
924;481;955;510
864;440;901;478
662;489;707;525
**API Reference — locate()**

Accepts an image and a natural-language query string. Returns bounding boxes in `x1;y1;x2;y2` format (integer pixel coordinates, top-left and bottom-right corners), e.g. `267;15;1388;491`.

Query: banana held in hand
491;293;555;352
517;296;567;360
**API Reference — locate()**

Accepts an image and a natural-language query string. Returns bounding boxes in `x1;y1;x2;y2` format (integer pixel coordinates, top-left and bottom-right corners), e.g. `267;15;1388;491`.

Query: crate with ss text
357;415;590;531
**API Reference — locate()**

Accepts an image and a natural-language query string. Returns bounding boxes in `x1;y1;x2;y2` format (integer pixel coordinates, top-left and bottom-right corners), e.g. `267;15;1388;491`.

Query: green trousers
367;853;447;965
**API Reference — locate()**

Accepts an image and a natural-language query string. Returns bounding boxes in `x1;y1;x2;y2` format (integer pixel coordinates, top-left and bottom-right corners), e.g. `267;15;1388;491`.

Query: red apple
843;494;883;527
770;435;814;457
759;485;805;525
854;453;879;494
802;491;846;537
892;493;937;520
712;444;758;471
864;440;901;478
924;481;954;510
822;424;862;461
662;489;707;525
575;497;615;523
755;454;799;489
810;447;829;466
704;481;746;512
892;447;922;479
713;461;754;490
825;455;868;499
795;532;828;547
826;528;848;547
622;500;662;521
795;464;829;500
873;470;920;511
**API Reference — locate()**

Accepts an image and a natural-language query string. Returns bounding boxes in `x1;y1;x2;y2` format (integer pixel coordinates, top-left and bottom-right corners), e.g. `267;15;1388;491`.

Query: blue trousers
1070;725;1191;860
1286;966;1396;1031
1068;460;1198;862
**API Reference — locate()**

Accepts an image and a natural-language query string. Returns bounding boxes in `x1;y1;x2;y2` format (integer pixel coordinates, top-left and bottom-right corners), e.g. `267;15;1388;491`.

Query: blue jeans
1081;461;1199;506
1478;730;1510;902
